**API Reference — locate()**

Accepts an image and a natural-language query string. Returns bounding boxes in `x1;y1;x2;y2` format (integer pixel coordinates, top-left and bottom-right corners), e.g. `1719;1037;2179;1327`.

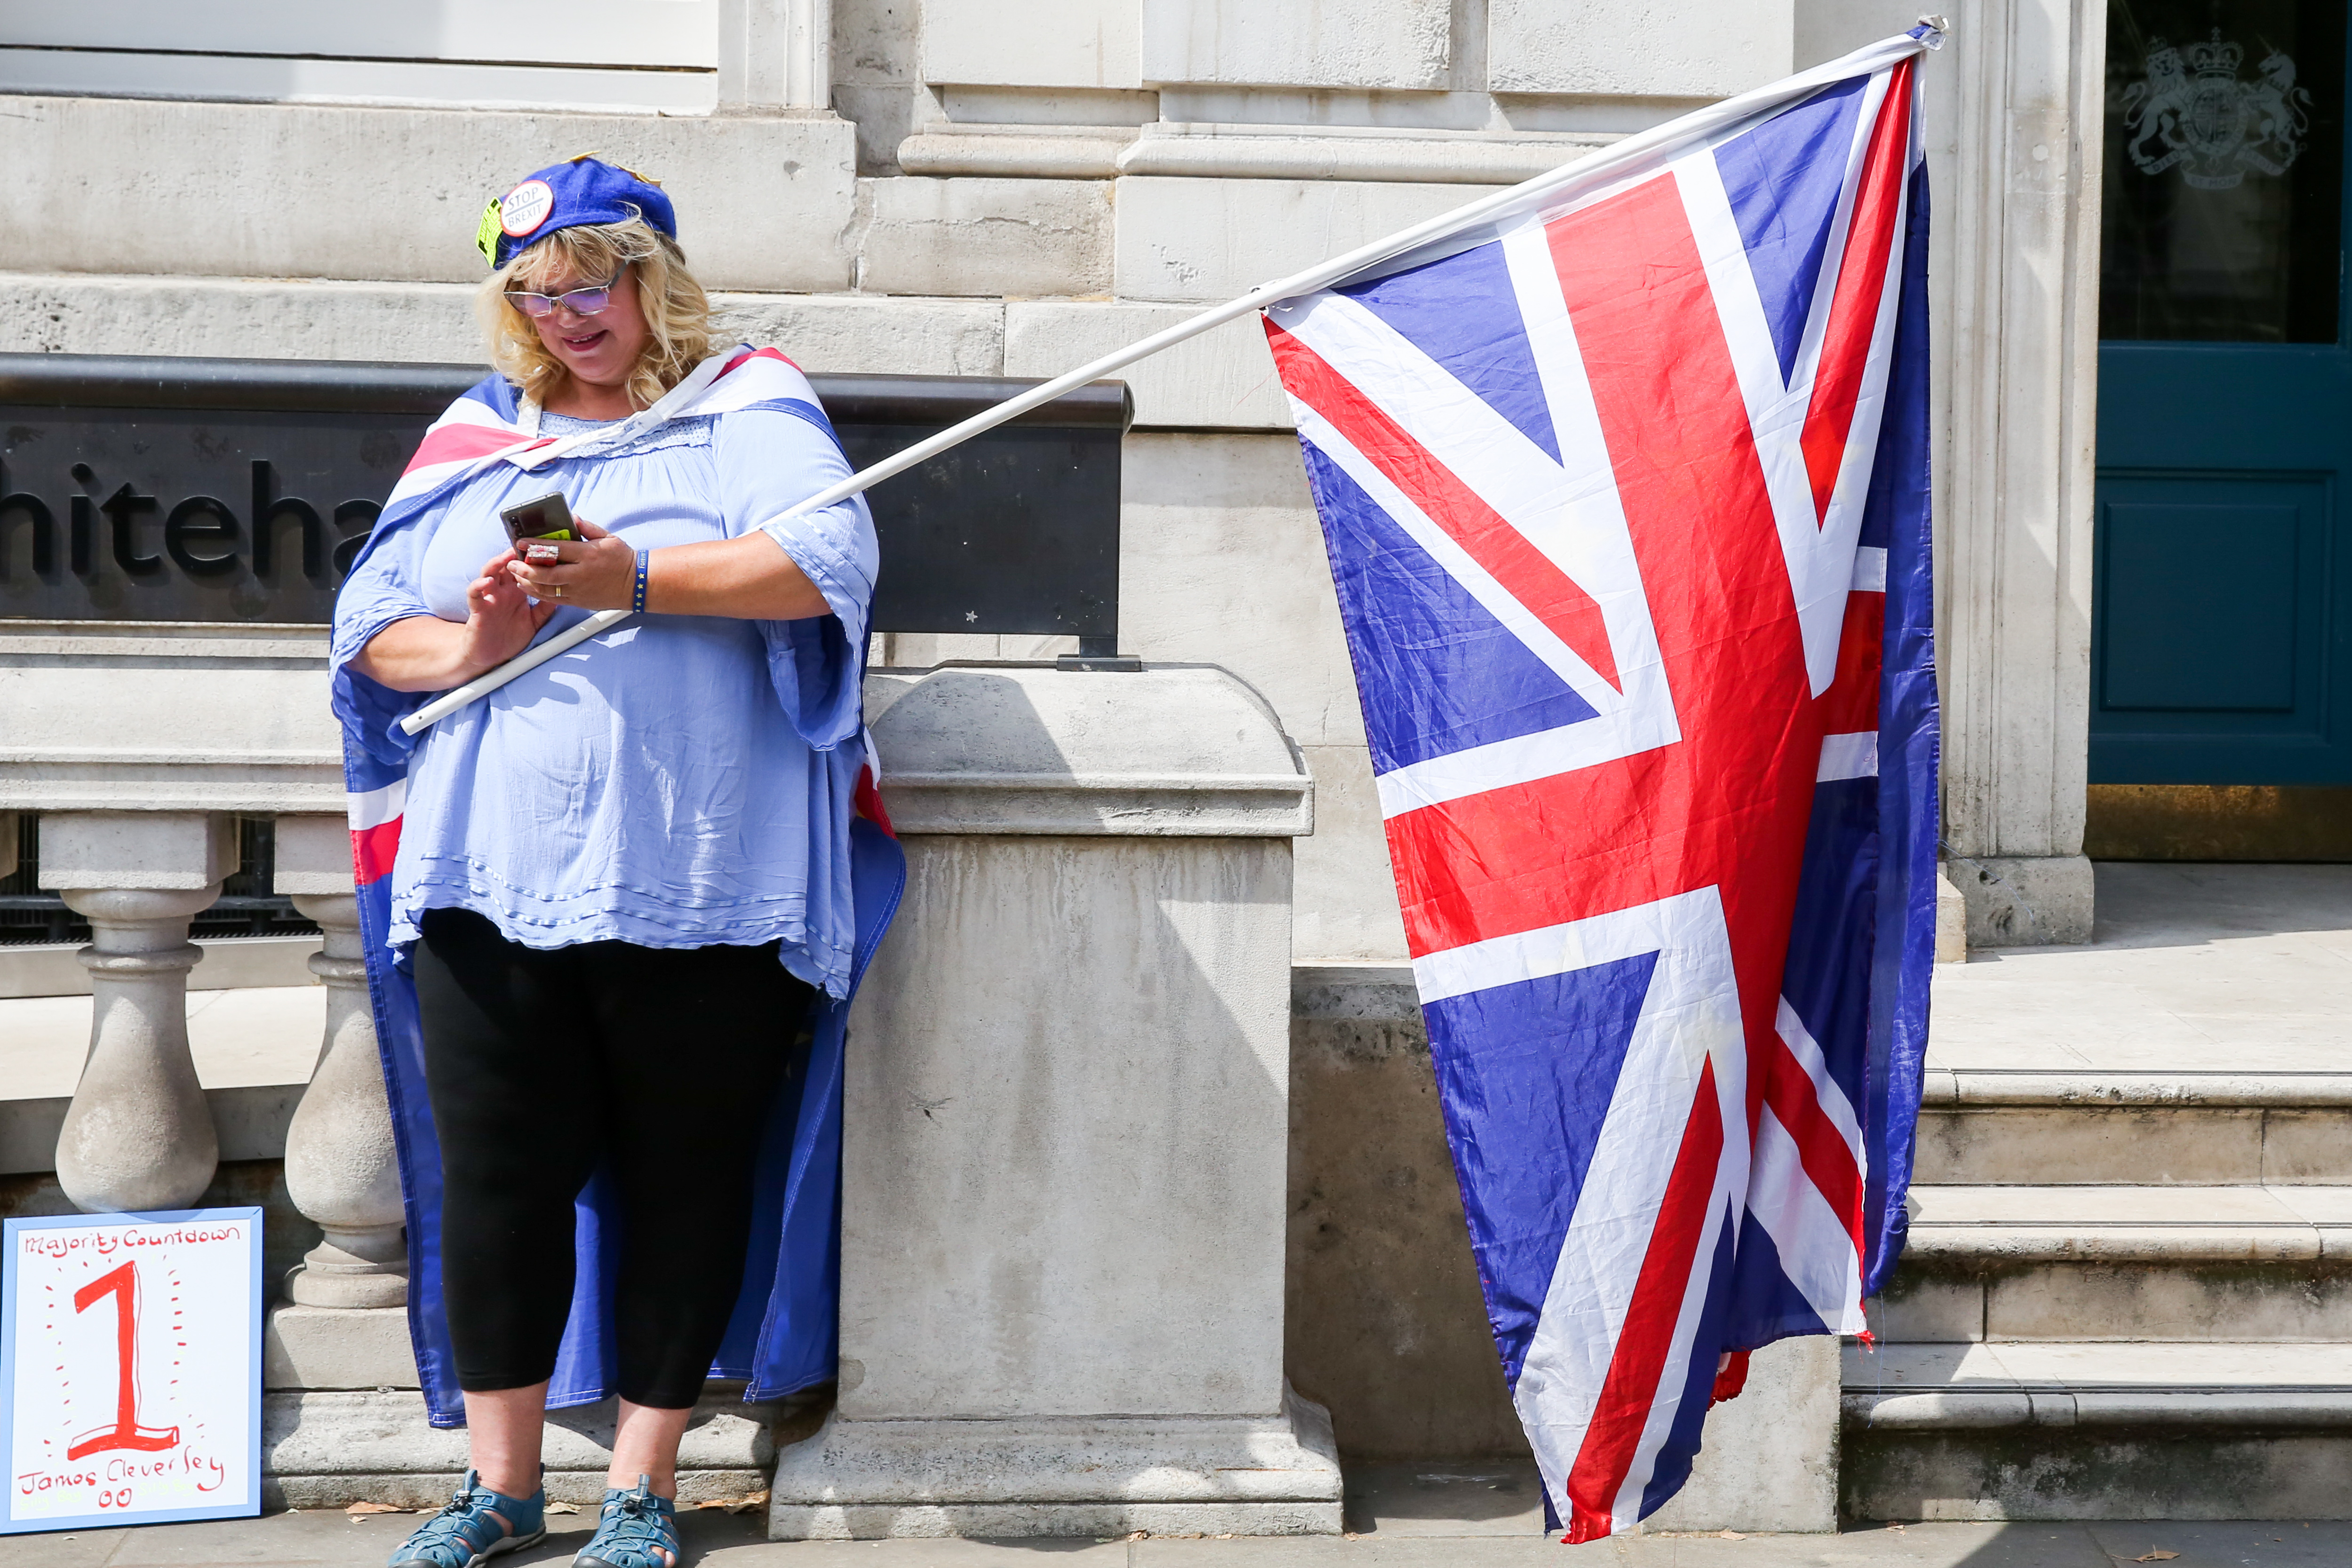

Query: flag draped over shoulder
334;348;905;1428
1262;33;1938;1539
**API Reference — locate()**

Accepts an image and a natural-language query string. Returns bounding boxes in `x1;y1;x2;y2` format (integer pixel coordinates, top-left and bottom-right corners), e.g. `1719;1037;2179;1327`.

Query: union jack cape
1263;31;1939;1537
331;347;905;1427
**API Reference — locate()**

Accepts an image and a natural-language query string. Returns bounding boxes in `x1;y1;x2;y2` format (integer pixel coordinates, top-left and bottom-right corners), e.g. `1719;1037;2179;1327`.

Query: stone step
1842;1340;2352;1521
263;1387;795;1510
1913;1070;2352;1186
1869;1185;2352;1344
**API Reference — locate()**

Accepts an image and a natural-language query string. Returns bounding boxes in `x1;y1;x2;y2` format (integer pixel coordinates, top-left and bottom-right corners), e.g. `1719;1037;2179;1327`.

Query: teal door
2093;2;2352;784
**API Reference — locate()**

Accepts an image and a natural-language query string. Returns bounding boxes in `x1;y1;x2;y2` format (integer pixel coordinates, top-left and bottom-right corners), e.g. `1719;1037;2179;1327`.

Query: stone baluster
274;815;406;1307
39;812;234;1213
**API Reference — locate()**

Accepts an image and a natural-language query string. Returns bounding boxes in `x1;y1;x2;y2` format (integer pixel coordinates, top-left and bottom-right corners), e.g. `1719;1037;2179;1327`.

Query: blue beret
476;154;678;270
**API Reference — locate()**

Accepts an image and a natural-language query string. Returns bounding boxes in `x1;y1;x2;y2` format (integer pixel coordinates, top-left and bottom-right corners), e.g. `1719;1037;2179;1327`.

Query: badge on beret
499;179;556;238
474;199;504;267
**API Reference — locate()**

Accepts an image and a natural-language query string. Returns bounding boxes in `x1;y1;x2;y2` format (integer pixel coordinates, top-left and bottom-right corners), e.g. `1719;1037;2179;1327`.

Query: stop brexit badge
2;1210;263;1533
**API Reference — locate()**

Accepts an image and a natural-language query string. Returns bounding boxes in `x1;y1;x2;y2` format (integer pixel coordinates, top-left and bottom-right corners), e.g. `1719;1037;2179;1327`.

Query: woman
332;156;882;1568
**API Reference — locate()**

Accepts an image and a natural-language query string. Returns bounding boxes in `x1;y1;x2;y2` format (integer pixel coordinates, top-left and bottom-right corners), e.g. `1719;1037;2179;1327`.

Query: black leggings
414;907;814;1409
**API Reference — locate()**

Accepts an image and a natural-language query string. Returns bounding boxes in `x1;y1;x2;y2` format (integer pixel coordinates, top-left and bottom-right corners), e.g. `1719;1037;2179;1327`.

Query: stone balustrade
17;808;401;1307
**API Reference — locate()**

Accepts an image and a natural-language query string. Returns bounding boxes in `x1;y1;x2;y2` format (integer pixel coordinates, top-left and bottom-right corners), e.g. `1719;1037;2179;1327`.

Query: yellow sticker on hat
474;198;504;267
499;179;556;237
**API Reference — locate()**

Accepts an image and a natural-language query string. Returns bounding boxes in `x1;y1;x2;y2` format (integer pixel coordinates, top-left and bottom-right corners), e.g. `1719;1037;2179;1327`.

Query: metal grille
0;817;320;946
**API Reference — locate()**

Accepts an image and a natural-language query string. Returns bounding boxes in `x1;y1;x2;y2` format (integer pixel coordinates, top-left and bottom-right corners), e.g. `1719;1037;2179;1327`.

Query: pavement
1927;861;2352;1074
0;1466;2339;1568
0;1507;2341;1568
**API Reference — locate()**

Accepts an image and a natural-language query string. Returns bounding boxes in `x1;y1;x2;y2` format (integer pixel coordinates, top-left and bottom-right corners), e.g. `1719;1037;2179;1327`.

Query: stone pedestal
39;812;234;1213
274;814;407;1308
769;665;1335;1539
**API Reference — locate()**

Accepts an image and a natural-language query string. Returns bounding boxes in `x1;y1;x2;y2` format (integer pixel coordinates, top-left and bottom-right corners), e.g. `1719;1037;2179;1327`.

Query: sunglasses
506;270;625;319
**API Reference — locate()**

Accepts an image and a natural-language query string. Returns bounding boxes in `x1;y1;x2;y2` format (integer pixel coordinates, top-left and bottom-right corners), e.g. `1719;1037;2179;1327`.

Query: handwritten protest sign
2;1210;262;1534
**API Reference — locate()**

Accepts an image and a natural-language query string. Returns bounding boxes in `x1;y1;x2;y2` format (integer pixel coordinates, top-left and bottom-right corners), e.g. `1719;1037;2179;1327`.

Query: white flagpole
398;21;1942;738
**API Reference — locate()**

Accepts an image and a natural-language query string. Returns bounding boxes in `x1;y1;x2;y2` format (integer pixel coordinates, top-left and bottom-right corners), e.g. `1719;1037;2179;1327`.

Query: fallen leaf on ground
546;1503;581;1515
344;1502;408;1516
724;1490;771;1515
2134;1553;2179;1563
1719;1530;1745;1539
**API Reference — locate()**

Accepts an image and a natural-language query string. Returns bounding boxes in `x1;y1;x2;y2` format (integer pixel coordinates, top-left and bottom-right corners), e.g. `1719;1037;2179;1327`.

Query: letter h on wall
251;460;325;578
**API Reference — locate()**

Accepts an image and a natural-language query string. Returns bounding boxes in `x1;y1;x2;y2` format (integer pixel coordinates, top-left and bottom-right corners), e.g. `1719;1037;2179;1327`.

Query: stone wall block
1291;744;1408;963
1;625;344;816
0;274;486;363
852;177;1114;297
265;1302;420;1391
0;96;859;289
1114;433;1401;963
713;294;1008;376
1487;0;1794;96
1113;176;1472;303
1119;434;1358;745
924;0;1140;88
1005;302;1290;429
1140;0;1451;90
0;273;1011;384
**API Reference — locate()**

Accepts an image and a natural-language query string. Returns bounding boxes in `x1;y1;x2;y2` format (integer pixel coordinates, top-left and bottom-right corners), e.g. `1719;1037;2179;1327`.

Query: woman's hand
350;548;559;692
505;517;638;610
461;546;562;668
507;517;834;621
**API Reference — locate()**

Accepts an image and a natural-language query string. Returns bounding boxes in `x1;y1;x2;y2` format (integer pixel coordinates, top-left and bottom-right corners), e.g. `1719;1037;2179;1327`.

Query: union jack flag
1263;33;1939;1538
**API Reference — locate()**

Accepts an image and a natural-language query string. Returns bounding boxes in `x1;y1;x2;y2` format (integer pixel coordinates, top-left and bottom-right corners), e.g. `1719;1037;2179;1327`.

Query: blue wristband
632;548;650;614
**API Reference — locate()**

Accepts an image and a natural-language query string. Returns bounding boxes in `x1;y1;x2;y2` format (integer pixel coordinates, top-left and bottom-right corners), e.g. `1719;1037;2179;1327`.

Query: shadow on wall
1286;982;1531;1461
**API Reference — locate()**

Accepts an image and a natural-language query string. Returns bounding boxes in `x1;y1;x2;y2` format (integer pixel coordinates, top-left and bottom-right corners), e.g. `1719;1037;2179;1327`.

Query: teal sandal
388;1470;546;1568
574;1474;681;1568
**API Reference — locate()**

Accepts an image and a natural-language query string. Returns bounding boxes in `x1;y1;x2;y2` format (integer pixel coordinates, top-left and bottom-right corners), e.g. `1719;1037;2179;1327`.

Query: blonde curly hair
476;217;713;411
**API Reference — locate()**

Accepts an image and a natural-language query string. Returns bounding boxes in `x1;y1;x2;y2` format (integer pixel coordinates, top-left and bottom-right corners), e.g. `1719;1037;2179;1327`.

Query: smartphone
500;491;577;543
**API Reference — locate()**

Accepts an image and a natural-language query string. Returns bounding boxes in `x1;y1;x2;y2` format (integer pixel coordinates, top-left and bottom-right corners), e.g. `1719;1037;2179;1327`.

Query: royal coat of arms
2123;30;2312;190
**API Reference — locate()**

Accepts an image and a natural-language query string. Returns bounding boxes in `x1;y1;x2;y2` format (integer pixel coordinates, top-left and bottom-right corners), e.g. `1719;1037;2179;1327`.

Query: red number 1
66;1261;180;1461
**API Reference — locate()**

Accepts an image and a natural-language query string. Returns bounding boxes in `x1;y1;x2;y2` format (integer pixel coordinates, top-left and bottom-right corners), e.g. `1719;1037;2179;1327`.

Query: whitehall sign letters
0;353;1133;643
1;1209;263;1535
0;359;427;623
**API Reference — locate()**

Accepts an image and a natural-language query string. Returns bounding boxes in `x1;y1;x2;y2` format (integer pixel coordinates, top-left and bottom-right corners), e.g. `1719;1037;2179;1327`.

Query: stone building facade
0;0;2108;955
26;0;2288;1534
